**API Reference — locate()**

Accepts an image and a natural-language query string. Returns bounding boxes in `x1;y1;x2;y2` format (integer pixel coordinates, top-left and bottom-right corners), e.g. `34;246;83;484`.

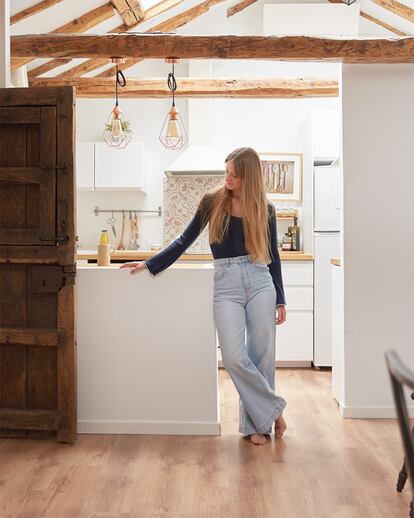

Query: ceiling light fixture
159;57;188;150
103;57;133;149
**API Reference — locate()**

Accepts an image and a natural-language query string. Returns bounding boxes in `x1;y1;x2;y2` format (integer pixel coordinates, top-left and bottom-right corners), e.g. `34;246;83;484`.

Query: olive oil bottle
288;216;300;251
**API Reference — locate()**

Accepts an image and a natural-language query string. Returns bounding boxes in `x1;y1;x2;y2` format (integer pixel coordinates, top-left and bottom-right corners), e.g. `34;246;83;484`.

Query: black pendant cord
167;63;177;107
115;63;127;107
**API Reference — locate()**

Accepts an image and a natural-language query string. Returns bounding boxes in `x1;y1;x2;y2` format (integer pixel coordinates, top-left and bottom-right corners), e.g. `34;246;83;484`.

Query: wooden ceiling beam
28;77;339;98
360;11;409;36
371;0;414;23
110;0;144;26
11;34;414;63
227;0;257;18
11;2;116;70
45;0;184;79
114;0;184;32
27;58;73;78
57;0;226;80
11;0;64;25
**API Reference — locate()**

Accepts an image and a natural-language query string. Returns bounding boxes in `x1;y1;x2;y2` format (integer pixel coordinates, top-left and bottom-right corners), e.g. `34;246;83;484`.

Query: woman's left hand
276;305;286;325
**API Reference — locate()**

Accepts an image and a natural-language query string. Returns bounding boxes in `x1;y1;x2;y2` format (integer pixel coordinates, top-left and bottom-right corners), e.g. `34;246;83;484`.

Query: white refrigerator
313;165;341;367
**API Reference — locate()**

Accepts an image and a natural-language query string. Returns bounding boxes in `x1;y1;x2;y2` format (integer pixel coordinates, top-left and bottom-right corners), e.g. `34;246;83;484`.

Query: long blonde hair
199;147;272;264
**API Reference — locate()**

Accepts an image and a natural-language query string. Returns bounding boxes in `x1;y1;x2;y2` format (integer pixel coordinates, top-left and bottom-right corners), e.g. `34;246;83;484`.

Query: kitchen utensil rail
94;206;162;217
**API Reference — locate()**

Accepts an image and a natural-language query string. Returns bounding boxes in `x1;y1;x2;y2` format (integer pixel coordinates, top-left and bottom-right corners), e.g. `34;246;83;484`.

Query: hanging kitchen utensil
128;211;139;249
107;211;117;239
127;211;134;249
117;210;126;250
134;212;139;239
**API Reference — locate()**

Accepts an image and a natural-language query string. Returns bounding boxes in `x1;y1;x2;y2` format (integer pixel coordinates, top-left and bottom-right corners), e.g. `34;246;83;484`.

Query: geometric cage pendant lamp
103;57;133;149
159;57;188;150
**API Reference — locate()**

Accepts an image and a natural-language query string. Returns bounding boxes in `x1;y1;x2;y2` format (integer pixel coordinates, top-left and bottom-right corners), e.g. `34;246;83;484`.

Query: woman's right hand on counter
119;261;148;274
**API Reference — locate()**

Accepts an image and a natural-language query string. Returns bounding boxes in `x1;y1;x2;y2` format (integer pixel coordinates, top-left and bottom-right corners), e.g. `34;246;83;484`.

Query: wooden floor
0;368;411;518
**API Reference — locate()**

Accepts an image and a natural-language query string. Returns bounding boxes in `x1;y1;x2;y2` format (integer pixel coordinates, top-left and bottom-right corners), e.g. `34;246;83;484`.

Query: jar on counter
281;233;292;251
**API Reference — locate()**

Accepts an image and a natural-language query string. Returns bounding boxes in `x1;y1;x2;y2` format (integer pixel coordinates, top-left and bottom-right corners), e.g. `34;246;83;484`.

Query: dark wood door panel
0;86;76;442
0;106;57;246
0;107;40;124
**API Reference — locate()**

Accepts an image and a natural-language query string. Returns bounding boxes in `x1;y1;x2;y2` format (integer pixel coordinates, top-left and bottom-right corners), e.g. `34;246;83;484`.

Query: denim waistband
214;254;256;266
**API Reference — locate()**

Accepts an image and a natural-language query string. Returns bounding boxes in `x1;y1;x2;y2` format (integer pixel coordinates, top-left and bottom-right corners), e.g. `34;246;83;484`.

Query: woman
121;147;287;446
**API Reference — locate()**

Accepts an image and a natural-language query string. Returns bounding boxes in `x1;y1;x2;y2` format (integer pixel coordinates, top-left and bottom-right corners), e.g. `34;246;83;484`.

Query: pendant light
159;57;188;150
103;57;132;149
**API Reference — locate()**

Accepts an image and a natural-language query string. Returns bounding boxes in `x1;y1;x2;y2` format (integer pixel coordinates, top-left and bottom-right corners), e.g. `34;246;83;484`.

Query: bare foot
249;433;268;445
275;413;287;438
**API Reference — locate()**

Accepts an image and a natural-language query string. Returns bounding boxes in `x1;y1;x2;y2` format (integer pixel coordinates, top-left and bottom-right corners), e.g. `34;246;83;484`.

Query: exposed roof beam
11;2;116;70
97;0;228;77
115;0;185;32
227;0;257;18
27;58;73;78
42;0;184;79
360;11;409;36
371;0;414;23
52;58;110;79
28;77;339;98
11;0;64;25
11;34;414;63
110;0;144;26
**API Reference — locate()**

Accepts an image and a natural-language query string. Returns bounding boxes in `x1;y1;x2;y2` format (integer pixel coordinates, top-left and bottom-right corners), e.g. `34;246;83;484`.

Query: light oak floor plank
0;368;411;518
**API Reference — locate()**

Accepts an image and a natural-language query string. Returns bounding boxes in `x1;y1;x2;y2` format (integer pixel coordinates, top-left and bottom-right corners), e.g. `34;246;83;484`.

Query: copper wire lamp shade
159;58;188;150
103;58;133;149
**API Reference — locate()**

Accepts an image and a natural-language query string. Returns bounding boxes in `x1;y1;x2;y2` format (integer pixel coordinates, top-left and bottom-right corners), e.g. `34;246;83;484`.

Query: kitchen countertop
77;249;314;262
77;263;213;269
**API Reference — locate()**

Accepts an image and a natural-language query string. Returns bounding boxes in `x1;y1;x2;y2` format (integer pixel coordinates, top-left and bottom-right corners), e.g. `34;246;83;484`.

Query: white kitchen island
76;263;220;435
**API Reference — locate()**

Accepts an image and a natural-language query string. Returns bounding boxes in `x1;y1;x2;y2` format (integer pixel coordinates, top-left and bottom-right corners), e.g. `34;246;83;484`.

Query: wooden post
0;0;10;87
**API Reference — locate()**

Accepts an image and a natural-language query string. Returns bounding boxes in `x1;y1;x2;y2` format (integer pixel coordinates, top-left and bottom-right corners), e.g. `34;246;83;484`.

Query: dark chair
397;392;414;493
385;350;414;518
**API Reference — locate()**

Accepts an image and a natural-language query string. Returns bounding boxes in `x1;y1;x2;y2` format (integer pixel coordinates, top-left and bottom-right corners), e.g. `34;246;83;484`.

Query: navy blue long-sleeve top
144;201;286;306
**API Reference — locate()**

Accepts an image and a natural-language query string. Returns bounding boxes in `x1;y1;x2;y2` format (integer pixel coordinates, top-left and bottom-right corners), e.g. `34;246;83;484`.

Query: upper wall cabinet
94;142;146;191
76;142;147;191
312;109;340;160
76;142;95;191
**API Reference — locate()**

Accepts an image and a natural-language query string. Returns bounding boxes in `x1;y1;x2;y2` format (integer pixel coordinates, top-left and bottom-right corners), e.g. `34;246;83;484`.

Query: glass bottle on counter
99;229;110;245
288;216;300;251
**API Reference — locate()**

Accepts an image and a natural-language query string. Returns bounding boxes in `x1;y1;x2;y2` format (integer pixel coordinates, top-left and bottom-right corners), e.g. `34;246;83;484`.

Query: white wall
341;64;414;417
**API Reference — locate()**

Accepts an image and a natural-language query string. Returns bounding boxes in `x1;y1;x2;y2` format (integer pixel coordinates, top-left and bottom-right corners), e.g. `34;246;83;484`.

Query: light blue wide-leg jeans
213;255;287;435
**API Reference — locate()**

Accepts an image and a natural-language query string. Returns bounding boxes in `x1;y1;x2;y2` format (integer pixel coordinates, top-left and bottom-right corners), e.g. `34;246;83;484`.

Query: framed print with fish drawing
259;152;302;202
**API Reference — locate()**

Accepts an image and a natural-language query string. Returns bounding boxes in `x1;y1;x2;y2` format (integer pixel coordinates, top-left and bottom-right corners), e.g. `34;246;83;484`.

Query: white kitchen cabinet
314;166;341;232
276;312;314;362
76;141;95;190
276;261;314;363
331;263;344;405
94;142;146;191
312;109;340;159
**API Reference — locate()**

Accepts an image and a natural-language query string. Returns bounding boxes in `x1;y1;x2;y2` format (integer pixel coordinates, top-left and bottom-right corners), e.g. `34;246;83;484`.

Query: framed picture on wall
259;152;302;201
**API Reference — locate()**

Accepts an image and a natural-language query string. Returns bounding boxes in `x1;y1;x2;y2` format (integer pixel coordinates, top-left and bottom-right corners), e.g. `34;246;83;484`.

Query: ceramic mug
97;244;116;266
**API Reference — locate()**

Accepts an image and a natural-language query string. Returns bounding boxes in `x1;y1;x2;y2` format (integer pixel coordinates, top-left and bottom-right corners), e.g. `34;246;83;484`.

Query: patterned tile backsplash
163;175;224;254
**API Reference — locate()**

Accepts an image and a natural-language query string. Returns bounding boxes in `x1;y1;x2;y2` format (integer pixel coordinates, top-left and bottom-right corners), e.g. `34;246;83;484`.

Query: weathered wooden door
0;87;77;443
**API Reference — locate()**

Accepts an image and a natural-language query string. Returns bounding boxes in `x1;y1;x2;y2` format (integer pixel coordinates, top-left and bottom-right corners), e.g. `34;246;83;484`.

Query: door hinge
31;265;76;292
31;266;64;293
